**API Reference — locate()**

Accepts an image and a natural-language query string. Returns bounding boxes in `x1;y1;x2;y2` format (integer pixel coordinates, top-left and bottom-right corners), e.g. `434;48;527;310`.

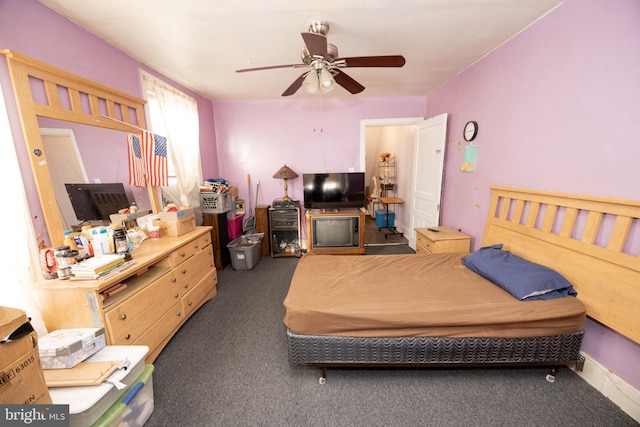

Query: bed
284;187;640;381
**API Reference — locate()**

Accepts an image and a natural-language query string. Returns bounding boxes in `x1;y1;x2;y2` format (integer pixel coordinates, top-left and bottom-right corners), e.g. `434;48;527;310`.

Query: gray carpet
146;247;637;427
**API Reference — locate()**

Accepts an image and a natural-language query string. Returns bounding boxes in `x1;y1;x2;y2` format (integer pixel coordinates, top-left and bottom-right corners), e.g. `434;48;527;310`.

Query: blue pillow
462;244;577;301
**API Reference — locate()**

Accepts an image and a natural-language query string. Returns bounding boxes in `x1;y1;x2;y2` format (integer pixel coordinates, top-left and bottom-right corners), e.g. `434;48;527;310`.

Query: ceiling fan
236;21;406;96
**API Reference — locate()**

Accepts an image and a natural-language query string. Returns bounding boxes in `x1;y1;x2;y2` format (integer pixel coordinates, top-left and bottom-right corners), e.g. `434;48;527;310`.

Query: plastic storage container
375;210;395;228
227;215;244;240
200;192;232;213
93;364;155;427
227;233;264;270
48;345;148;427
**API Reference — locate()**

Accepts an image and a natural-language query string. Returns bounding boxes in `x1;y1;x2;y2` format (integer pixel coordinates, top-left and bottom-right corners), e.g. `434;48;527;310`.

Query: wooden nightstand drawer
414;227;470;254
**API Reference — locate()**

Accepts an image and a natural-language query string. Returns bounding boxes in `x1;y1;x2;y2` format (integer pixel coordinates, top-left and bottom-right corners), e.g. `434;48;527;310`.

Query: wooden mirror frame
2;50;162;246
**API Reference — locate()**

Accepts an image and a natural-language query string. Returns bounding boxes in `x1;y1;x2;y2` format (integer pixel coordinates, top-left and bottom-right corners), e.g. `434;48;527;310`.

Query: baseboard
572;352;640;423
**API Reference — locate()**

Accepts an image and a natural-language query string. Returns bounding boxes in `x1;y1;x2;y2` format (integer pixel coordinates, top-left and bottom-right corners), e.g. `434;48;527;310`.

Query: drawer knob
188;300;193;306
194;244;199;249
172;277;177;283
174;293;179;298
124;333;131;340
177;311;182;317
180;252;186;258
184;283;189;289
120;314;127;320
181;269;187;274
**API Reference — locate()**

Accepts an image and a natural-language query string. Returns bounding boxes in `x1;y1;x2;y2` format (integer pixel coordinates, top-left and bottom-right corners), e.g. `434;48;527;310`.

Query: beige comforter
283;253;586;338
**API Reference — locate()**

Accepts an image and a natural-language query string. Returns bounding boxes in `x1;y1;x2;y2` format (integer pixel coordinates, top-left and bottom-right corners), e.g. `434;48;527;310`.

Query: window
139;70;202;209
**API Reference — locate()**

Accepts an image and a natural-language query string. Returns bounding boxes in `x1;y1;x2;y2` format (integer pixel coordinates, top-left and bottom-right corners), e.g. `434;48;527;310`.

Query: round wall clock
463;121;478;141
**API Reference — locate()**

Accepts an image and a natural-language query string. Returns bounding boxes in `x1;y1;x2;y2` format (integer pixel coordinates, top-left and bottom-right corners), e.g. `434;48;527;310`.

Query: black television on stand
302;172;366;210
65;183;131;223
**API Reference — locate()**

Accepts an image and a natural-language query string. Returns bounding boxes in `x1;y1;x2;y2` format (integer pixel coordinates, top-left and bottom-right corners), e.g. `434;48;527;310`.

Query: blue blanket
462;244;577;301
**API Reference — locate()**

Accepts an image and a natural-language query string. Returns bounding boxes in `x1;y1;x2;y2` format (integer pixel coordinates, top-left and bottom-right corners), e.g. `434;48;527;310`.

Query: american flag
142;130;168;187
127;132;146;187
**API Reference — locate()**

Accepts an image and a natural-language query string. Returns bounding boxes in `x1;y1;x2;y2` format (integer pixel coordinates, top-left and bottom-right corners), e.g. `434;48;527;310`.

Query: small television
303;172;365;210
311;216;360;248
65;183;130;222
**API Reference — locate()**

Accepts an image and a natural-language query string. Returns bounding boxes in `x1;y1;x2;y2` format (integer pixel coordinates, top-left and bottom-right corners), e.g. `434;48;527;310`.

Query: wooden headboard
482;186;640;345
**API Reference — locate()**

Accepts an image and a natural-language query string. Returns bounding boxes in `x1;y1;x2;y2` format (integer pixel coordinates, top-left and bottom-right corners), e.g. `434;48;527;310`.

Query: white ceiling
38;0;564;100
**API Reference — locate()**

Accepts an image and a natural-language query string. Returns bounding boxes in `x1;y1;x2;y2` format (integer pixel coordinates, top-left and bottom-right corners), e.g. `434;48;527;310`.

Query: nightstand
414;226;470;254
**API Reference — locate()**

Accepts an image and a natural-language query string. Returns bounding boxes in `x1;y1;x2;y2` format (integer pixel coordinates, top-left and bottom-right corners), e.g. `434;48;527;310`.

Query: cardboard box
0;306;52;404
154;214;196;237
109;210;151;225
159;208;194;221
39;328;106;369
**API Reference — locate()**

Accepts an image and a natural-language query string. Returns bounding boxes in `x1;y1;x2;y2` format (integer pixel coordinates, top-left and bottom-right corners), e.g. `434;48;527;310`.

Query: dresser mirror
2;49;161;246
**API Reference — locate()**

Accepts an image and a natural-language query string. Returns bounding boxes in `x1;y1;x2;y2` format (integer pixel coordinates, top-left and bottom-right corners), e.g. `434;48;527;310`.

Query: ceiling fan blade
336;55;406;68
301;32;327;58
333;69;365;94
236;64;306;73
282;72;309;96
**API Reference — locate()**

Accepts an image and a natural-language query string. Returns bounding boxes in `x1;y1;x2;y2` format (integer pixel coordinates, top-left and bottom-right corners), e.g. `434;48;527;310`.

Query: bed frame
287;186;640;381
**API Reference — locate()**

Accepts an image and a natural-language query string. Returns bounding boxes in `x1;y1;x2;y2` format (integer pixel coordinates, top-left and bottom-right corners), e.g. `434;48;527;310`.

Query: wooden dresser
415;226;471;254
31;227;217;362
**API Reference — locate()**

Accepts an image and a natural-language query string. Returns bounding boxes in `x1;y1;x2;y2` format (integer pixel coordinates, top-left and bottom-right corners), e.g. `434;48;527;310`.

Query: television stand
306;209;365;255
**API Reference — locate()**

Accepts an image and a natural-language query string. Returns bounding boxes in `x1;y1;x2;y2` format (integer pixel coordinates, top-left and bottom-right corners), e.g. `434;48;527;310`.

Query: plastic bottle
81;225;95;257
92;228;112;256
63;229;77;250
70;231;90;259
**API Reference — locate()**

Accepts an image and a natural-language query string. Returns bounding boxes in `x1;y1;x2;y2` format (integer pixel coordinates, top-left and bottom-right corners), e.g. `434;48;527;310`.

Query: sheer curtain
140;70;202;212
1;84;47;335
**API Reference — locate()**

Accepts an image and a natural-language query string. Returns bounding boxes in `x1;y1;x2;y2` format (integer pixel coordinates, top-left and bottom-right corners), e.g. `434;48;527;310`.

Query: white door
40;128;88;228
409;113;448;250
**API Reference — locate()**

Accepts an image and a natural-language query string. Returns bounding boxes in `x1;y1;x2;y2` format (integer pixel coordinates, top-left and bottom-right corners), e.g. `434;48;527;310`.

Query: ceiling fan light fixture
302;70;320;94
319;67;336;93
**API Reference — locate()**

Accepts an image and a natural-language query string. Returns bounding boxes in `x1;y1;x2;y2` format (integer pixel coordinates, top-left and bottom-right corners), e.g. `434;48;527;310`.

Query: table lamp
273;164;298;202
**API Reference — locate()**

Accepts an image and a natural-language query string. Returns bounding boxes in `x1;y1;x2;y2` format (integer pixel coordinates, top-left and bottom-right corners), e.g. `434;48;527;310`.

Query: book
71;254;125;273
100;283;128;299
71;254;125;278
70;260;136;281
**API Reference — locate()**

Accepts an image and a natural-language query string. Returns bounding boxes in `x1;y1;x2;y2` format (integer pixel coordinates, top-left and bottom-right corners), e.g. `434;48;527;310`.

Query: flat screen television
303;172;365;209
65;183;130;222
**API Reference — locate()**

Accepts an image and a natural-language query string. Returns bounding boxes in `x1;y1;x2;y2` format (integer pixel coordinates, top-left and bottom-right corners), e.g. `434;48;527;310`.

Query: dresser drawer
414;227;471;254
169;233;211;267
183;269;217;317
104;271;180;337
175;246;215;296
132;300;184;350
416;234;434;253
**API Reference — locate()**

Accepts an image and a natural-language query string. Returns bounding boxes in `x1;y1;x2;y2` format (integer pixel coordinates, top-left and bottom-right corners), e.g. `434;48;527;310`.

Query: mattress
283;253;586;338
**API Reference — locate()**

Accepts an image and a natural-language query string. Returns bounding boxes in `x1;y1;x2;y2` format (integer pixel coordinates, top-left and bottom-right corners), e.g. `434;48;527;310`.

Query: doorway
360;115;447;249
40;128;88;229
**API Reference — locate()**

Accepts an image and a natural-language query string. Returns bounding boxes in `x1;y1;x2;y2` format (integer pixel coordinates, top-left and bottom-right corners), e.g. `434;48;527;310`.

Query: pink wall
427;0;640;388
212;97;425;210
0;0;218;242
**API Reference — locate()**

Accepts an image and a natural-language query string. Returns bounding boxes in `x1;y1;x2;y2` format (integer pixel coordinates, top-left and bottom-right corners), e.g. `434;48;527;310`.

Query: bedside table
415;226;470;254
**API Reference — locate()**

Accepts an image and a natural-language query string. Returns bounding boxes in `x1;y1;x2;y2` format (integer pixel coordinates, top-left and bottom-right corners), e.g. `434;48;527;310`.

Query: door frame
40;127;88;228
359;117;425;239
